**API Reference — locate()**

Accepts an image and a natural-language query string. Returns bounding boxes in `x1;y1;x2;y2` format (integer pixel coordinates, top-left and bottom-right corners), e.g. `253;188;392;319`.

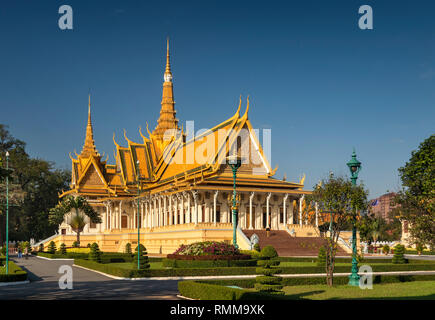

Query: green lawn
281;281;435;299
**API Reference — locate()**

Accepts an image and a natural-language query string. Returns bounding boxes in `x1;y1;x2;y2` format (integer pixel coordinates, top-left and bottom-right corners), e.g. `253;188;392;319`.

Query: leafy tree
393;135;435;249
0;124;70;243
49;196;101;247
48;241;56;254
312;175;368;286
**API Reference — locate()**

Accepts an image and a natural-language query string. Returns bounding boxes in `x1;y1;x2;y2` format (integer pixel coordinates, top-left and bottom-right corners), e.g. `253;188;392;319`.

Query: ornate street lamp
135;160;141;270
226;153;242;249
347;149;361;286
5;151;9;274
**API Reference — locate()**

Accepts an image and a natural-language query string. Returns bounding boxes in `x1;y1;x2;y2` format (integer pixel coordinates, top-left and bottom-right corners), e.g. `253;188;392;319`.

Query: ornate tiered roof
61;40;308;200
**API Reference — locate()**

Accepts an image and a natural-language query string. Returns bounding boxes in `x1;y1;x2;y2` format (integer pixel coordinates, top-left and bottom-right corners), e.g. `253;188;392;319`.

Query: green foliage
382;245;390;255
312;174;369;286
394;135;435;249
0;261;28;282
86;243;91;248
317;246;326;266
0;124;70;244
89;243;102;263
178;281;283;300
59;243;67;255
255;245;283;294
133;245;150;270
39;243;44;252
260;245;278;259
240;249;261;259
392;244;407;264
125;243;132;254
47;241;56;254
253;243;261;252
416;243;426;255
72;241;79;248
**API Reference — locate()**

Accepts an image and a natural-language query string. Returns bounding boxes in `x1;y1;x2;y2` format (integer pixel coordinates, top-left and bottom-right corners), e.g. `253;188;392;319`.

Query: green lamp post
347;149;361;286
227;153;242;249
5;151;9;274
135;160;141;270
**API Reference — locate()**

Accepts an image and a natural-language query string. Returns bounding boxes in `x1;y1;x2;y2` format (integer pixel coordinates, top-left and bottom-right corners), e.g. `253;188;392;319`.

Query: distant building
369;192;397;222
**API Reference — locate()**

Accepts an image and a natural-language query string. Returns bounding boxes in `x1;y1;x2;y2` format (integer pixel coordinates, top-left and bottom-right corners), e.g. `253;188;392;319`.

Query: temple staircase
243;230;349;256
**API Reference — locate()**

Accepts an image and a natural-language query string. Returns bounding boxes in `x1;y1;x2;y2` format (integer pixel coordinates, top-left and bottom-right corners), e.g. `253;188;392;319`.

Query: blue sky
1;0;434;198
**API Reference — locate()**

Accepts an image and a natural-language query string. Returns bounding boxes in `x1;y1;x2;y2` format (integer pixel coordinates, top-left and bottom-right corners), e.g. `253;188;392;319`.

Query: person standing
17;247;22;259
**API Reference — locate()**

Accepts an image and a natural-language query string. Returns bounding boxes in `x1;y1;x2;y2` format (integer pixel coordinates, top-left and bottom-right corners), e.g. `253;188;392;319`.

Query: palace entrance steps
242;230;349;257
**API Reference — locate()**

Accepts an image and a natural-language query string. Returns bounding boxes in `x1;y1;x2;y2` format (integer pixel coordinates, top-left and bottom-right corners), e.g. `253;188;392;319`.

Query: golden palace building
42;40;341;255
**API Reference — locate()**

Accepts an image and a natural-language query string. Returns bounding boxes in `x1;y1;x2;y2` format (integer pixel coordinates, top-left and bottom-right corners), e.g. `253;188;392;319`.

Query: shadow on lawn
281;290;326;300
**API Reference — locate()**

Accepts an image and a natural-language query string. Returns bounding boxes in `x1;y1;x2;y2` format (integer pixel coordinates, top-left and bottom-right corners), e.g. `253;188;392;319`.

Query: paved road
0;256;180;300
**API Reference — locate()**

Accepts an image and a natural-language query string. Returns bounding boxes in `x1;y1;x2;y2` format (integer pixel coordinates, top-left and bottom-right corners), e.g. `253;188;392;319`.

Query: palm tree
49;196;101;247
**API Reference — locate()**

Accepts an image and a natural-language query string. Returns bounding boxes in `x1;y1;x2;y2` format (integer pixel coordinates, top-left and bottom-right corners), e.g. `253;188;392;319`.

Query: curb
0;280;30;287
35;255;74;261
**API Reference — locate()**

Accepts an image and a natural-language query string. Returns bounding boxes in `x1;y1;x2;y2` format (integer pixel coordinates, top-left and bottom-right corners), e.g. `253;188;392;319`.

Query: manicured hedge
74;257;435;278
0;261;28;283
37;251;136;263
162;258;257;268
406;250;435;256
277;257;393;264
178;281;286;300
199;274;435;288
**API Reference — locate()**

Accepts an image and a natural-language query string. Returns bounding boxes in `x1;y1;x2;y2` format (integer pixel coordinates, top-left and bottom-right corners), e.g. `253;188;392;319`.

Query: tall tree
312;175;369;286
0;124;70;243
393;135;435;249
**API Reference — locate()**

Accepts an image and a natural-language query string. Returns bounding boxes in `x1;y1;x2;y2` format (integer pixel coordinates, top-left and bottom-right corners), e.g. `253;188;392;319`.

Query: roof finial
165;37;172;78
80;94;98;157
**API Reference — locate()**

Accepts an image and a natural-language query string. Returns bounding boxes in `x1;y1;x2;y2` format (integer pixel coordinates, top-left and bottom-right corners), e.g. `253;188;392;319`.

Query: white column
249;192;254;229
192;191;198;225
186;192;191;224
119;201;123;229
167;195;172;225
290;200;294;224
315;202;319;227
213;190;219;225
299;195;305;227
158;196;162;227
153;197;157;228
163;196;167;226
174;196;178;225
283;194;289;227
266;193;272;228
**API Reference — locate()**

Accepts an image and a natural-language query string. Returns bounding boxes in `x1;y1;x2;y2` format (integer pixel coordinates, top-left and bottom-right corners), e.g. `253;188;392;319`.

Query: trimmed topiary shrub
416;243;426;255
133;244;150;270
255;245;283;295
382;245;390;255
253;243;261;252
125;243;132;254
392;244;407;264
89;243;102;263
87;243;91;248
39;243;44;252
317;246;326;266
59;243;67;255
72;241;79;248
47;241;56;254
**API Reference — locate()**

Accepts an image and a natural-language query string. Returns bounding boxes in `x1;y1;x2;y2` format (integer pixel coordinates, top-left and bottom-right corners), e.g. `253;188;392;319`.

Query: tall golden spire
153;38;180;138
80;94;99;157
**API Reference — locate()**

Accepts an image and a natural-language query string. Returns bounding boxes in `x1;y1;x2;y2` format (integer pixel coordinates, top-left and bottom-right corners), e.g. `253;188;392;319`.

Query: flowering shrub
173;241;240;256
